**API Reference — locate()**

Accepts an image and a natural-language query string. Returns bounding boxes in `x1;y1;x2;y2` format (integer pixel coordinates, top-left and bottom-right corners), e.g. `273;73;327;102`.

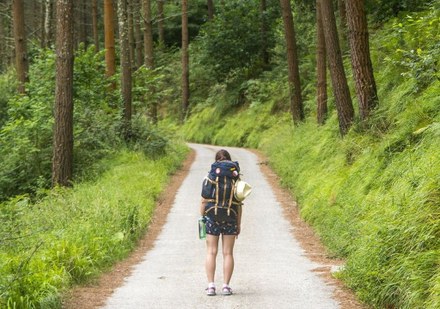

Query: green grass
0;144;188;308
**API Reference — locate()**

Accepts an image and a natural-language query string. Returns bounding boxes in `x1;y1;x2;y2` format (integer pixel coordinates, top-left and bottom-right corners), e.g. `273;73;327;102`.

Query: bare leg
205;234;219;283
222;234;236;285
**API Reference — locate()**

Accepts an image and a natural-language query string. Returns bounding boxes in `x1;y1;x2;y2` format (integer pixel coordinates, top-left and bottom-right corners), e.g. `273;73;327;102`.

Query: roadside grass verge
0;144;188;308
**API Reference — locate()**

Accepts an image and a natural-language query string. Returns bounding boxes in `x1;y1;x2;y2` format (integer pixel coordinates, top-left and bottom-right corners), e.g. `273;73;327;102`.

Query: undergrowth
0;144;188;308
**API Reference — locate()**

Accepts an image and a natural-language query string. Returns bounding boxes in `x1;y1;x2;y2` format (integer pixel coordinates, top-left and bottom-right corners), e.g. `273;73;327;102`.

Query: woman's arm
200;198;208;216
237;204;242;235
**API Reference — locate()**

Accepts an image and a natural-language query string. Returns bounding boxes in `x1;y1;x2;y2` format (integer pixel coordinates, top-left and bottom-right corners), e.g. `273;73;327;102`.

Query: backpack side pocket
201;176;216;199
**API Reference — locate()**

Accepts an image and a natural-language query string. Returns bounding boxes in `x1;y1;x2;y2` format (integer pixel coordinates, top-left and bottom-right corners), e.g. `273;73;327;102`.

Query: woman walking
200;149;242;296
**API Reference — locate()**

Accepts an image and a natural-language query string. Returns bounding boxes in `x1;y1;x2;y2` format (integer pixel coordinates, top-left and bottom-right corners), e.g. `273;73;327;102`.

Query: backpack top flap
209;160;240;179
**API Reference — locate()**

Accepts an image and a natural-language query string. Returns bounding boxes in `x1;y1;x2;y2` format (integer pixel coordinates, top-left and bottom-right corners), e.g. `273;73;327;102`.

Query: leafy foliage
366;0;432;22
128;115;169;158
195;0;279;81
0;46;119;201
383;6;440;91
0;70;17;128
154;0;208;47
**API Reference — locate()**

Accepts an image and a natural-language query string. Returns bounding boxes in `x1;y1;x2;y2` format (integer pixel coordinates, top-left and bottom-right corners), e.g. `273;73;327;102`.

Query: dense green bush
132;49;182;123
195;0;279;81
377;4;440;92
366;0;432;23
155;0;207;47
128;115;169;158
0;70;17;129
1;46;120;200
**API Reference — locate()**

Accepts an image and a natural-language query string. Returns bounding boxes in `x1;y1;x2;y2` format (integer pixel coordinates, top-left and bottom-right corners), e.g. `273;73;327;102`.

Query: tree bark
316;0;327;125
143;0;157;122
181;0;190;122
12;0;29;93
118;0;133;139
32;0;41;44
207;0;214;20
52;0;74;187
43;0;52;48
78;0;89;47
4;1;14;68
346;0;378;121
338;0;348;51
157;0;165;46
319;0;354;136
280;0;304;124
128;0;136;70
0;6;6;71
104;0;116;78
133;0;144;68
92;0;100;51
143;0;154;68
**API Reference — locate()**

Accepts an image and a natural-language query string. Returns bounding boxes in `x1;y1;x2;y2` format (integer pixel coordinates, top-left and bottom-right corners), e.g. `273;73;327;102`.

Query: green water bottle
198;217;207;240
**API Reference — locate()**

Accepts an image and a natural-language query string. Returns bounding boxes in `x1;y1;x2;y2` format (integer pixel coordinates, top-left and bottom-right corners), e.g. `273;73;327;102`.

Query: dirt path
63;144;364;309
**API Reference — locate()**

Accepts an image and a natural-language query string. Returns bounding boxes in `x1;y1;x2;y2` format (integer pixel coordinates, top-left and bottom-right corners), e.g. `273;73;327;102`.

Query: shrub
0;46;121;201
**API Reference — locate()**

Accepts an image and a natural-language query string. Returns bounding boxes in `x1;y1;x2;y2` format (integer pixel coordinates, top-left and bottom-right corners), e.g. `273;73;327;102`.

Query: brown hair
215;149;232;161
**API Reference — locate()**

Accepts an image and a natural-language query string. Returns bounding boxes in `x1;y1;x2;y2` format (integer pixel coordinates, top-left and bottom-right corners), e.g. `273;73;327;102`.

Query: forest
0;0;439;308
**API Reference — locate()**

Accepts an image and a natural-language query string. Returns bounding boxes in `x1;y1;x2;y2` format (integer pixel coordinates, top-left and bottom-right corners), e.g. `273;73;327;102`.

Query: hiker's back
201;160;241;222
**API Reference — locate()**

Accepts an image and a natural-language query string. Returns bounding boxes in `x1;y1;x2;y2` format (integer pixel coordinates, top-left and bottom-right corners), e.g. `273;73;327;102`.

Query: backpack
201;160;242;222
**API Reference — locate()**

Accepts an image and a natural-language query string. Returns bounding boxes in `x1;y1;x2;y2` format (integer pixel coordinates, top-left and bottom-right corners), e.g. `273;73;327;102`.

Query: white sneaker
222;286;233;296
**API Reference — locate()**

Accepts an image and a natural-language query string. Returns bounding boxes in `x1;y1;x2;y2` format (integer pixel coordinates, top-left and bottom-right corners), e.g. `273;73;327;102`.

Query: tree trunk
157;0;165;46
5;1;14;68
319;0;354;136
78;0;88;47
346;0;378;121
52;0;74;187
280;0;304;124
12;0;29;93
104;0;116;78
181;0;190;122
32;0;41;44
143;0;154;68
338;0;348;51
0;7;6;71
92;0;100;51
128;0;136;70
260;0;270;67
118;0;133;140
143;0;157;122
43;0;52;48
75;0;81;47
40;0;45;47
316;0;327;125
207;0;214;20
133;0;144;68
7;1;15;67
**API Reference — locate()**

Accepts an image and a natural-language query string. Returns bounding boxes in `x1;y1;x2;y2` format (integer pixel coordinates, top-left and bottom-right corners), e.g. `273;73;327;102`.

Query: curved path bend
101;144;341;309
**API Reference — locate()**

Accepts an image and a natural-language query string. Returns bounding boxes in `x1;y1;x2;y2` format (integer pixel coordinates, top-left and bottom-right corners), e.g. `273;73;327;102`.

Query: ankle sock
208;282;215;288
